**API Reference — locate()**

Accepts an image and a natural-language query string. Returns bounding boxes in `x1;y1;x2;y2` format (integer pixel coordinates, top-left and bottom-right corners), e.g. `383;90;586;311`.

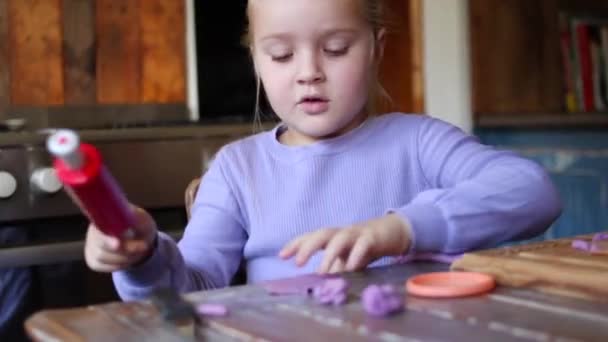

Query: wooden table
25;262;608;342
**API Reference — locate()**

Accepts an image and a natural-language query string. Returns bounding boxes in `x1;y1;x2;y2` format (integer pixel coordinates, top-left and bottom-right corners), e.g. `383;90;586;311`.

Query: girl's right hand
84;206;158;273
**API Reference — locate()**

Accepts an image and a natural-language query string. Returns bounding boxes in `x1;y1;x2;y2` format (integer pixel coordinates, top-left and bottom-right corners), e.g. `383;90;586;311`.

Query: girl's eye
271;53;293;62
324;47;349;57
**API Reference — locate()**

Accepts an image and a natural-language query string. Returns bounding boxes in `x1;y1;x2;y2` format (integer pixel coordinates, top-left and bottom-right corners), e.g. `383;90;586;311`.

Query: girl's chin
293;123;348;140
281;112;361;139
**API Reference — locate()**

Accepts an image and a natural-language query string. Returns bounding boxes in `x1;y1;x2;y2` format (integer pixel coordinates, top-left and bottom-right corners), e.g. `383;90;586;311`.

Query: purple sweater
113;113;561;300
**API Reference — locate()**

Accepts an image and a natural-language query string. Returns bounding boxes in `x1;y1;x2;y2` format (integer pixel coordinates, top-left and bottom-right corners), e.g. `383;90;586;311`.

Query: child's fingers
132;206;153;231
345;236;373;271
278;236;304;259
95;250;132;266
294;231;334;266
318;232;354;274
328;258;345;274
120;239;150;255
100;235;121;252
87;223;121;252
87;258;125;273
86;246;130;272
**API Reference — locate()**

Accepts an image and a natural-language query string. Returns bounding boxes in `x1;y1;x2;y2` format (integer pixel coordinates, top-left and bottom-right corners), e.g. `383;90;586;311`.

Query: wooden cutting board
451;232;608;302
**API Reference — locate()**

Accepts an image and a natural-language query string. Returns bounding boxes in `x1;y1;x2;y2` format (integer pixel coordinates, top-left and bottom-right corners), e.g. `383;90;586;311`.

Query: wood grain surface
26;261;608;341
9;0;64;106
452;232;608;301
0;0;9;118
469;0;563;114
96;0;140;103
140;0;186;103
62;0;96;105
379;0;424;114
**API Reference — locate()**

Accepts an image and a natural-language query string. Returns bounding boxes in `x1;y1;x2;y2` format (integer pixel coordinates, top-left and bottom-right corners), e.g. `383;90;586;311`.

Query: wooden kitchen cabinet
379;0;425;114
0;0;187;123
0;0;424;123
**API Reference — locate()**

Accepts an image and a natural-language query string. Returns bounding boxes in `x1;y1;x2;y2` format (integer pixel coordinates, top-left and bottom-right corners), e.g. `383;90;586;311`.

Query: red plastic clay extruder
47;129;135;238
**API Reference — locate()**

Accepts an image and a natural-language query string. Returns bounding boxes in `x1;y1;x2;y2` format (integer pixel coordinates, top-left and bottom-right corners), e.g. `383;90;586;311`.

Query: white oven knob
0;171;17;199
31;168;62;194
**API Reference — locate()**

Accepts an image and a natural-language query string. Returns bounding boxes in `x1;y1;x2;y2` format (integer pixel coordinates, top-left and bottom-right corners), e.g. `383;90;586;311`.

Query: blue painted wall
476;128;608;241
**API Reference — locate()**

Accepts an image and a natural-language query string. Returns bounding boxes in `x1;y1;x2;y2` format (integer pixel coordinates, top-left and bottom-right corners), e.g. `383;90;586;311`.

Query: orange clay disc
406;272;496;298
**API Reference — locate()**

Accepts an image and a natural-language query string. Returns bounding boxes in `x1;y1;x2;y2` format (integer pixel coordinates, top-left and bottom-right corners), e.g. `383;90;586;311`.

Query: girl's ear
375;28;386;62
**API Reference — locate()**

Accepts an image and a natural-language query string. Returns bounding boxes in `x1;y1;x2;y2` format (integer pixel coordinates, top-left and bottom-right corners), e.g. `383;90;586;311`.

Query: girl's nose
297;53;326;85
297;70;325;85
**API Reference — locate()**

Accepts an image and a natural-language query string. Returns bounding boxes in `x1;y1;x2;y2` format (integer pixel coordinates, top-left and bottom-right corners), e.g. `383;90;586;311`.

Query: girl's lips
298;99;329;114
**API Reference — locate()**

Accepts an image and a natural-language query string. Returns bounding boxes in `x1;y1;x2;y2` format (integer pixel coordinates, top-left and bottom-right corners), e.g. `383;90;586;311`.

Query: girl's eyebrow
259;28;359;43
319;28;359;38
260;33;292;43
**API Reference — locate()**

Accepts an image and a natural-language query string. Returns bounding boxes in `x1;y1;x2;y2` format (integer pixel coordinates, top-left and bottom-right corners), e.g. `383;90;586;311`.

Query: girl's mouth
298;96;330;115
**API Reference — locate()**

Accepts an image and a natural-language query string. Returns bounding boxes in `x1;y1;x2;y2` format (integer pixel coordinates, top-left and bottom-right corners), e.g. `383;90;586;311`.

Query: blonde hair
245;0;391;132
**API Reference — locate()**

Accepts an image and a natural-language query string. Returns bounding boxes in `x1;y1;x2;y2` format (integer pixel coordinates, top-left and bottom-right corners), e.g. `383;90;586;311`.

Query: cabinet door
8;0;64;106
532;152;608;239
0;0;9;114
469;0;563;115
549;172;607;238
478;130;608;240
0;0;186;122
379;0;424;114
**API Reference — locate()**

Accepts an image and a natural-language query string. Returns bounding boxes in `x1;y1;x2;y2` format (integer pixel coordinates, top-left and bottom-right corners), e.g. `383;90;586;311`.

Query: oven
0;113;255;339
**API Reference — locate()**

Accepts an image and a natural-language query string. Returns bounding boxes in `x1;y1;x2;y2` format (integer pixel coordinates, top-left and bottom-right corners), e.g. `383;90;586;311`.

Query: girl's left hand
279;214;412;274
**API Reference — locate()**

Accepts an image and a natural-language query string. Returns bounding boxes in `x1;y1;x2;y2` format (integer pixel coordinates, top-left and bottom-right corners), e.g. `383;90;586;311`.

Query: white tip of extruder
47;129;83;169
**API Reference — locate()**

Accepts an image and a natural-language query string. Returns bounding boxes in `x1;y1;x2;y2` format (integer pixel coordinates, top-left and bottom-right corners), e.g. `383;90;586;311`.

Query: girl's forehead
249;0;365;38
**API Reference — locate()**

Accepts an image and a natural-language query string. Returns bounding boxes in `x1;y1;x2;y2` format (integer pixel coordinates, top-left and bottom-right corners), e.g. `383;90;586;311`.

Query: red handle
54;144;135;237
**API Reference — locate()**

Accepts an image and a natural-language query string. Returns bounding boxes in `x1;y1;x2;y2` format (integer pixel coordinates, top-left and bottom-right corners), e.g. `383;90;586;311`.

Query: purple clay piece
263;274;331;296
312;277;350;306
590;240;608;255
361;284;404;317
571;239;591;252
196;303;229;317
592;233;608;242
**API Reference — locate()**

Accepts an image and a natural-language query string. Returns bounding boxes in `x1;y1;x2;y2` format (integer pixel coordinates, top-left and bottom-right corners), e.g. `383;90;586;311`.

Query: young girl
84;0;562;301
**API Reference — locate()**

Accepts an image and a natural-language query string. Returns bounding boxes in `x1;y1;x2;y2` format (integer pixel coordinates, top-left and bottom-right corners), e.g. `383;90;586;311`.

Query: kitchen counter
0;122;277;147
